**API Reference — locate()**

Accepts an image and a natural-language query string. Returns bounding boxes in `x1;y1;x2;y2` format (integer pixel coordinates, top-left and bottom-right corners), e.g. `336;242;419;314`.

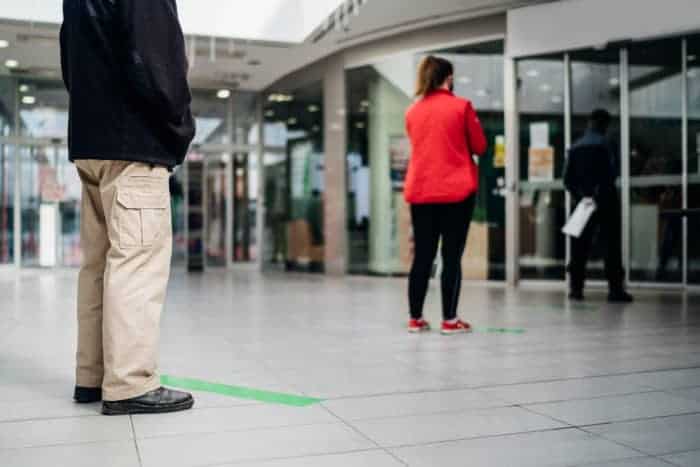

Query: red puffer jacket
404;89;487;204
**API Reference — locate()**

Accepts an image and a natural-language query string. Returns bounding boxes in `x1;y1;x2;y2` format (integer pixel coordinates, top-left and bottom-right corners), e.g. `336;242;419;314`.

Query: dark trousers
568;194;625;293
409;196;476;321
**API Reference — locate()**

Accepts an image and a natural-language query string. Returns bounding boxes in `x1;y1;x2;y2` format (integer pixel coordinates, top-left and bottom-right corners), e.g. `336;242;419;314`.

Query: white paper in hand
562;198;597;238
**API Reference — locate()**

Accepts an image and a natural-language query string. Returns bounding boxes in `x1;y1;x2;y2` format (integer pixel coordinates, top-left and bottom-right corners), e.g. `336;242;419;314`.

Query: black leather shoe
569;290;584;301
102;387;194;415
608;290;634;303
74;386;102;403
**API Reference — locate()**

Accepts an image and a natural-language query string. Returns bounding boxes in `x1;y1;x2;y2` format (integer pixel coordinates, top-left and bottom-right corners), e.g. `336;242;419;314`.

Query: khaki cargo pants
74;160;172;402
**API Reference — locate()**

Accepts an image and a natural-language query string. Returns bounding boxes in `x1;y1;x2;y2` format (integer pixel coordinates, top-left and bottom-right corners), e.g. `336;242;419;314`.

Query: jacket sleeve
465;101;487;156
117;0;192;125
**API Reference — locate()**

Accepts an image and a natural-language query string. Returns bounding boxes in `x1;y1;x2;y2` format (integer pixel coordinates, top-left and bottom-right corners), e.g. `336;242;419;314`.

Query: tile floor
1;268;699;466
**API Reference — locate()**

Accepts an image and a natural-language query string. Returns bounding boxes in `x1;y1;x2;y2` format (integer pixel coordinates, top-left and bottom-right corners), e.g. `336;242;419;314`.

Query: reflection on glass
570;48;621;281
629;38;683;283
18;80;68;139
170;168;186;267
191;90;231;146
205;155;229;267
517;55;566;280
0;143;15;264
57;148;81;267
232;152;256;262
688;35;700;284
263;82;324;272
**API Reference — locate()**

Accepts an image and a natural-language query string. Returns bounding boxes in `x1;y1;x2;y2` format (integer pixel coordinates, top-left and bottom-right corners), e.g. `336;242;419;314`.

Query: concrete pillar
323;56;348;275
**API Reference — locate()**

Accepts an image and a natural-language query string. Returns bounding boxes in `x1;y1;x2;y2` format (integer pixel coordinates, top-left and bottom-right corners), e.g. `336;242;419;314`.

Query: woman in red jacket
404;56;487;335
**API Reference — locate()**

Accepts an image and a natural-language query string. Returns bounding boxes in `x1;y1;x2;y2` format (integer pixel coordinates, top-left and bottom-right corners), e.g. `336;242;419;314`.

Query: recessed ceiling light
22;96;36;105
609;77;620;87
268;93;293;103
0;40;9;48
476;89;488;98
526;69;539;78
265;110;275;118
539;83;552;93
5;59;19;69
360;100;370;107
308;105;320;113
551;95;563;104
19;84;30;93
458;76;471;85
217;89;231;99
287;117;297;125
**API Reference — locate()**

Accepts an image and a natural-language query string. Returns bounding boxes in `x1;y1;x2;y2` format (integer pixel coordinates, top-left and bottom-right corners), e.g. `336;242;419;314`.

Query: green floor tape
161;375;322;407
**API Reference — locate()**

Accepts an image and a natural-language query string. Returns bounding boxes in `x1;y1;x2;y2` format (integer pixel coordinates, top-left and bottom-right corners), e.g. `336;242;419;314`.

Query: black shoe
74;386;102;403
608;290;634;303
102;387;194;416
569;290;584;301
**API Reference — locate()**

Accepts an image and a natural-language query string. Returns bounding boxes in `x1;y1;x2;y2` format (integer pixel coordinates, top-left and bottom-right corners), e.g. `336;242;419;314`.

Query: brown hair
415;55;454;97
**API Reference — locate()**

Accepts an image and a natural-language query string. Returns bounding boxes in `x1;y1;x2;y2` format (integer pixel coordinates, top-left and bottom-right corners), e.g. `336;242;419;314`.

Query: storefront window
262;82;324;272
0;77;16;265
517;55;566;280
686;34;700;284
628;38;684;283
18;79;68;139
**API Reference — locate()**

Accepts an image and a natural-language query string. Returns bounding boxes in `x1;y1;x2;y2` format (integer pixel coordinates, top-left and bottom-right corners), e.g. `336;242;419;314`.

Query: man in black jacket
61;0;196;415
564;109;633;303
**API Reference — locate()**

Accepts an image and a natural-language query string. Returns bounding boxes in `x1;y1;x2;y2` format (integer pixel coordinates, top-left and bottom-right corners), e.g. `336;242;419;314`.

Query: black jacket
564;130;619;202
60;0;195;169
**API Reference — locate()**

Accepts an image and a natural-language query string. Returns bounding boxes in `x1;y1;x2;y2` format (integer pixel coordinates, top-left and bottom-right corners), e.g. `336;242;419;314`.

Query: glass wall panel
191;89;231;146
18;79;68;139
570;47;622;281
345;41;505;278
687;35;700;284
262;82;324;272
517;55;566;280
0;76;16;265
628;38;684;283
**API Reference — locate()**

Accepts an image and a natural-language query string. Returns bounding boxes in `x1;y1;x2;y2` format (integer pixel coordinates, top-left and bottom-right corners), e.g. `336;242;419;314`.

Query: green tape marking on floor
161;375;322;407
475;327;526;334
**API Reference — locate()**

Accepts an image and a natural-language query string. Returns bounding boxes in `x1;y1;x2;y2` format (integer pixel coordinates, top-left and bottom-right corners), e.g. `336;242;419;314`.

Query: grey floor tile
392;428;640;467
0;398;101;422
573;458;673;467
137;423;373;467
663;449;700;467
526;392;700;426
132;404;336;438
479;375;656;405
0;441;140;467
587;413;700;456
216;450;405;467
351;406;566;447
668;386;700;403
623;369;700;390
0;416;133;449
322;388;508;421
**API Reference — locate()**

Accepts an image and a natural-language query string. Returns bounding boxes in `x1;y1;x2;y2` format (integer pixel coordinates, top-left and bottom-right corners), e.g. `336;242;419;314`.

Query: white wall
508;0;700;58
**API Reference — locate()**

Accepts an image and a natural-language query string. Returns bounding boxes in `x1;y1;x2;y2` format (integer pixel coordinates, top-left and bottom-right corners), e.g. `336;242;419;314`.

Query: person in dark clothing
61;0;196;415
564;109;633;303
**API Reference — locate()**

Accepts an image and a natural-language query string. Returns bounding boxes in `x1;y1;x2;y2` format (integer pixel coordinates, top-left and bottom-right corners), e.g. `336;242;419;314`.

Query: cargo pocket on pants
116;189;169;248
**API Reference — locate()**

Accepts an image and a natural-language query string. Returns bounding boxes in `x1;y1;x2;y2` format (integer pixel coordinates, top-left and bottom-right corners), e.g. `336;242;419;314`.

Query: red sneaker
441;319;472;335
408;318;431;333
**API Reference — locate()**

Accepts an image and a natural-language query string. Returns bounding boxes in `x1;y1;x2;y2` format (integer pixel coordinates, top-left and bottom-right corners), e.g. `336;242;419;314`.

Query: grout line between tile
129;415;144;467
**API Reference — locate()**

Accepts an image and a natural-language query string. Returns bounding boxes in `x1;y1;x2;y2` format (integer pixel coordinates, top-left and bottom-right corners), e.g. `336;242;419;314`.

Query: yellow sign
494;135;506;168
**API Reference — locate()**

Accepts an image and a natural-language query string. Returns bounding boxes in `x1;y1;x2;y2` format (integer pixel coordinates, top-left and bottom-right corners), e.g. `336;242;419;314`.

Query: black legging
409;196;476;321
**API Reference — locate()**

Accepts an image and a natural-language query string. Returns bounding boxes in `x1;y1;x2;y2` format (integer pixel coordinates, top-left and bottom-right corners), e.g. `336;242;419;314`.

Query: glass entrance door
686;35;700;285
204;153;231;268
627;38;684;285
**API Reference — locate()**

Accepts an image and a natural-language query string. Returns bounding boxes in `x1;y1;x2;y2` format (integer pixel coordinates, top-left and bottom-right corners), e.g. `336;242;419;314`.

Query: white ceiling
0;0;346;43
0;0;552;92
